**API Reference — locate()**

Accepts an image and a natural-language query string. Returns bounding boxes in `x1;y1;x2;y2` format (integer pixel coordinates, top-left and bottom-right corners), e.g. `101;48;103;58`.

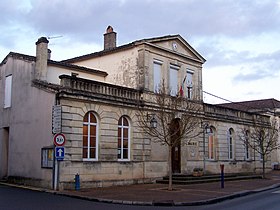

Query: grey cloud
233;64;279;83
18;0;280;44
1;0;280;59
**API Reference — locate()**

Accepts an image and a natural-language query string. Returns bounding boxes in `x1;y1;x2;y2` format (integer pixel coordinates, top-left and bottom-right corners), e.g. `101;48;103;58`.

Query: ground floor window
83;112;98;160
118;116;130;160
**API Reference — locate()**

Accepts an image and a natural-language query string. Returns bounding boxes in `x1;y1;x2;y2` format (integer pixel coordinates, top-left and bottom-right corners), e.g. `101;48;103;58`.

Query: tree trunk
262;158;266;178
168;145;173;191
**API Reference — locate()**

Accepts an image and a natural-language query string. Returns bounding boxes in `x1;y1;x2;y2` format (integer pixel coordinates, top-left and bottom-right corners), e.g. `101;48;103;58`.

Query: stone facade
0;27;273;190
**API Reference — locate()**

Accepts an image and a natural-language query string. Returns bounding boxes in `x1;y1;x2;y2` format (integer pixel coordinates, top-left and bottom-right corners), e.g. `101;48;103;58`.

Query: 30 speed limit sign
53;133;66;146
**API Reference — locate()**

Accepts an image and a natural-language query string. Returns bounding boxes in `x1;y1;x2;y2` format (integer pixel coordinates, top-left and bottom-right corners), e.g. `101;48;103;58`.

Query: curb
174;183;280;206
1;181;280;206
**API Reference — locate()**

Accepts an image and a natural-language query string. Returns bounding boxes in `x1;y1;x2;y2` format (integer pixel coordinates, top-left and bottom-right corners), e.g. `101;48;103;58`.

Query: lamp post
147;113;157;128
201;121;210;173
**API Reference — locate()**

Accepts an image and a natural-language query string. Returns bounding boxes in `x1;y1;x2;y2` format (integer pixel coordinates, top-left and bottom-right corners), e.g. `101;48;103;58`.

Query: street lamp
147;114;157;128
201;121;211;173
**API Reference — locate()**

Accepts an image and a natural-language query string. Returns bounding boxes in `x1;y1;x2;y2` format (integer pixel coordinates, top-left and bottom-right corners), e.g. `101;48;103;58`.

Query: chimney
104;26;116;50
35;37;49;81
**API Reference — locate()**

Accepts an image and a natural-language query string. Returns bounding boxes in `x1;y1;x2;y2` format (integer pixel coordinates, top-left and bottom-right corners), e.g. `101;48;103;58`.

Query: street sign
52;105;62;134
53;133;66;146
55;147;65;161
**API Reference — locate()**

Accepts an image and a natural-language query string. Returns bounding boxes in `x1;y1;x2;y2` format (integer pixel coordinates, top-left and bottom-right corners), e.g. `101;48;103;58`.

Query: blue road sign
55;146;65;161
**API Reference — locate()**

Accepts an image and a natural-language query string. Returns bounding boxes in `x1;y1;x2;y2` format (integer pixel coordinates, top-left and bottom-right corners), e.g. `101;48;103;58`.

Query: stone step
156;174;262;185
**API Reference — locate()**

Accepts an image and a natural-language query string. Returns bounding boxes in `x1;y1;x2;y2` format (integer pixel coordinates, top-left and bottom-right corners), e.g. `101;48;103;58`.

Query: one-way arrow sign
55;146;65;161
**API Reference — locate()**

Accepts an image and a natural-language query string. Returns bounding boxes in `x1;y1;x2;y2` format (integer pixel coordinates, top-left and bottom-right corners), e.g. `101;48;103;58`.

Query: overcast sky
1;0;280;104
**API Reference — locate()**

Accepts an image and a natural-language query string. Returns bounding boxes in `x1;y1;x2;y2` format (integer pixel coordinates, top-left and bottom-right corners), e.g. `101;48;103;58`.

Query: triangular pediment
137;35;206;64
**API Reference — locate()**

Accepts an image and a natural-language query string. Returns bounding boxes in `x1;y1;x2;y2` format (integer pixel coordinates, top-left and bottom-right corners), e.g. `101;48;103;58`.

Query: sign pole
54;158;58;191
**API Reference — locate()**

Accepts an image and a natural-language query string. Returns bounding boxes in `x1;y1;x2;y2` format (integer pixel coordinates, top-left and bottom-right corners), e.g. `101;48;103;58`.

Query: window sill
83;158;98;162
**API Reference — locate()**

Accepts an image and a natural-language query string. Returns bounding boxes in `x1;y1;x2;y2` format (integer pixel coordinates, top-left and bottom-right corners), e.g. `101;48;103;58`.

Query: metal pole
54;159;58;190
203;128;206;172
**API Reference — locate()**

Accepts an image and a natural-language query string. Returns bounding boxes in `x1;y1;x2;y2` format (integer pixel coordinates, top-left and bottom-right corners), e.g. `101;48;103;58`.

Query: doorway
171;119;181;173
1;127;9;178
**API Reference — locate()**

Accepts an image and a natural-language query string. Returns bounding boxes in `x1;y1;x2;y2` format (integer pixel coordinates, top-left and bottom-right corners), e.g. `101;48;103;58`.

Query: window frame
169;64;179;96
118;116;130;161
186;69;194;99
153;59;163;93
228;128;234;160
208;128;215;160
82;112;99;161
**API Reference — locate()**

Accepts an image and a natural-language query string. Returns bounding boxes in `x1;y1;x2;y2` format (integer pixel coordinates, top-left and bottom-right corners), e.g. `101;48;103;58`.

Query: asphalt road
191;187;280;210
1;184;280;210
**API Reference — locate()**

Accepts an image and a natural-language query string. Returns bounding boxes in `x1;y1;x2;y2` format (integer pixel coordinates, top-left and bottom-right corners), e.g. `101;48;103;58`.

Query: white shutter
4;75;12;108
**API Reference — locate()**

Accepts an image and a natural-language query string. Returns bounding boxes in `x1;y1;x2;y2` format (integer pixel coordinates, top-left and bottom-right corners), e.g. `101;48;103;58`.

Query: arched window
208;127;215;160
83;112;98;160
228;128;234;160
118;116;130;160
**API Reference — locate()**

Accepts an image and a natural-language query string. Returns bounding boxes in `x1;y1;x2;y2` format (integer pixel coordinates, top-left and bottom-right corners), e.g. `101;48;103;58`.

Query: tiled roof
217;98;280;112
48;60;108;77
1;52;108;76
0;52;36;65
61;42;135;63
62;34;206;64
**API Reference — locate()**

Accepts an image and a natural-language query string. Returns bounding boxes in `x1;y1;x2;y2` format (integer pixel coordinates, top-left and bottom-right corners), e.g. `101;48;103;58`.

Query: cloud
8;0;278;43
234;68;274;83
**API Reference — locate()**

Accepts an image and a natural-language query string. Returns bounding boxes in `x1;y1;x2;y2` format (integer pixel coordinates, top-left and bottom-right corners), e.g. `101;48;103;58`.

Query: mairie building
0;26;278;190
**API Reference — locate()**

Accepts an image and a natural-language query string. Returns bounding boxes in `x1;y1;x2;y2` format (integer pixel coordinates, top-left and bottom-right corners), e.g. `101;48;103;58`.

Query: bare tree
137;84;203;190
240;118;279;178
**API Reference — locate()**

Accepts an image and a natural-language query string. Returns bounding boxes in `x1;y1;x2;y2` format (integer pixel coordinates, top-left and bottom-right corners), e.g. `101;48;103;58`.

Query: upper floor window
186;70;193;99
83;112;98;160
118;116;130;161
4;75;12;108
153;60;162;93
169;65;179;96
228;128;234;160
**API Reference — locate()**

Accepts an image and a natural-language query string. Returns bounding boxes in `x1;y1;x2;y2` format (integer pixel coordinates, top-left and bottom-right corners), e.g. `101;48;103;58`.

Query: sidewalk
60;171;280;206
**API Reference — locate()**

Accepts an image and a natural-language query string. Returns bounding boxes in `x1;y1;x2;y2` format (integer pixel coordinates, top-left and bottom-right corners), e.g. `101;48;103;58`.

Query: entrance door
1;127;9;178
171;119;181;173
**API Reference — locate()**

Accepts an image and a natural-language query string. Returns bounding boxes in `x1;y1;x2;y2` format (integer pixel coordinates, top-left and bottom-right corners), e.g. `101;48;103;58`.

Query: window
118;116;130;160
169;65;179;96
208;127;215;160
4;75;12;108
153;60;162;93
228;128;234;160
186;70;193;99
83;112;98;160
245;130;250;160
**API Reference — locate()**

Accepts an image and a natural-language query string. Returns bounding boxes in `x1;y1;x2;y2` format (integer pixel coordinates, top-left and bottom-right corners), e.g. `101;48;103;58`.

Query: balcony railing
59;75;140;103
204;103;270;124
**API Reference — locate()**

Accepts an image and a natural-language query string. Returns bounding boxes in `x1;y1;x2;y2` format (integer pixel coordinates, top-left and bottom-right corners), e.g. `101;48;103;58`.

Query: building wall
54;90;266;189
47;65;105;85
58;98;168;189
144;45;202;100
72;42;203;100
0;57;55;187
72;48;139;89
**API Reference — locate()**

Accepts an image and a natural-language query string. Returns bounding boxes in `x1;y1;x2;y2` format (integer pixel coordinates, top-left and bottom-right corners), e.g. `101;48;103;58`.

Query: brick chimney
35;37;49;81
104;26;116;50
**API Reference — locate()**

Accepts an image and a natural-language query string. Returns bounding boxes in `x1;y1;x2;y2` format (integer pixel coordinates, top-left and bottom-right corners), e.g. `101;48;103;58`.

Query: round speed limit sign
53;133;66;146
